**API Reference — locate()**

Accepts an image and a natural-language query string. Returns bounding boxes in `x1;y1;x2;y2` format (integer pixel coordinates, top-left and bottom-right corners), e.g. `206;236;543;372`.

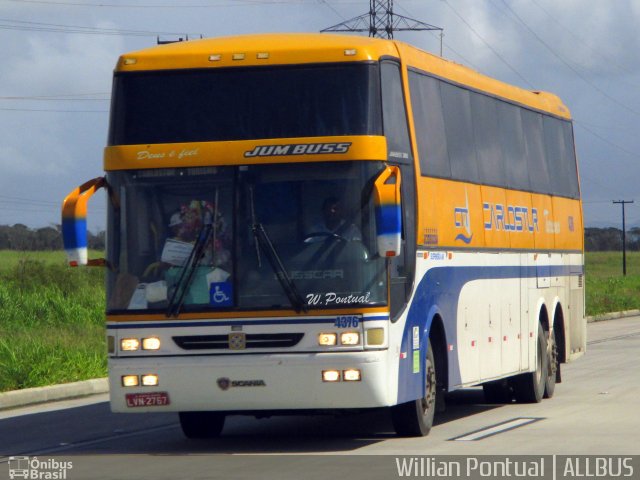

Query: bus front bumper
109;351;392;413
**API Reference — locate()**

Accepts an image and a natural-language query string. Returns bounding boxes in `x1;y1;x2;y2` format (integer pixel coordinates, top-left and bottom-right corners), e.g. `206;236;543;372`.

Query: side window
408;71;451;178
521;110;550;194
381;61;412;163
562;122;580;198
498;102;529;191
543;116;570;196
441;82;479;182
471;91;504;186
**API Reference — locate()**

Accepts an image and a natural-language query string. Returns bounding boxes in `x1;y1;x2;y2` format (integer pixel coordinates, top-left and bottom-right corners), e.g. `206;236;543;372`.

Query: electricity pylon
321;0;442;41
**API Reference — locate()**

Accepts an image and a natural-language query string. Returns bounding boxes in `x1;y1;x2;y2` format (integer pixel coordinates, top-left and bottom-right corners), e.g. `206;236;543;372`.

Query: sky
1;0;639;232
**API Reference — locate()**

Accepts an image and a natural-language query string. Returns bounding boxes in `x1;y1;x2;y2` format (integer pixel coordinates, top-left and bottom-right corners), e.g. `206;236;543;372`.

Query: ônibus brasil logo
8;456;73;479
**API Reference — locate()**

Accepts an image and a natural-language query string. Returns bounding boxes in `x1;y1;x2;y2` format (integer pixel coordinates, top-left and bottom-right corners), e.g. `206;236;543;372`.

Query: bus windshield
108;63;381;145
106;161;388;314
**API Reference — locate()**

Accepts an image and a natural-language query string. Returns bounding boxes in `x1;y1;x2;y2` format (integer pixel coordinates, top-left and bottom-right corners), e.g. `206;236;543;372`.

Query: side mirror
61;177;106;266
373;166;402;257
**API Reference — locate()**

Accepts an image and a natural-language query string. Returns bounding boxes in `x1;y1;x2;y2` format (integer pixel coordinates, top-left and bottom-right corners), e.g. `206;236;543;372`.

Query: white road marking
450;417;542;441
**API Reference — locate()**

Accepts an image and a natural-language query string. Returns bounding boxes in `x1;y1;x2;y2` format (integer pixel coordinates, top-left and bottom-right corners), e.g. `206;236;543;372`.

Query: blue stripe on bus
396;264;583;405
107;315;390;329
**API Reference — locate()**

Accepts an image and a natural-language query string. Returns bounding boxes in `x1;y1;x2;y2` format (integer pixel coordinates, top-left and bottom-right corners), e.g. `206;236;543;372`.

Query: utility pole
321;0;442;47
613;200;634;276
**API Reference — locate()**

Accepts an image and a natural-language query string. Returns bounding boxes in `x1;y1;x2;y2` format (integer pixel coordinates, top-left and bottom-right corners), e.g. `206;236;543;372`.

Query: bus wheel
544;328;558;399
391;339;436;437
513;324;548;403
179;411;225;439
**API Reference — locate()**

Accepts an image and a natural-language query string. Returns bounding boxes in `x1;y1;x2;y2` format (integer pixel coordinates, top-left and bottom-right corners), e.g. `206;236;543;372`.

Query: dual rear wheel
483;321;558;404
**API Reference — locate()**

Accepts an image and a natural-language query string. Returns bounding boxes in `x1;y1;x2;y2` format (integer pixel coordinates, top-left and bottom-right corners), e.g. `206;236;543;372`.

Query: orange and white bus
62;33;585;437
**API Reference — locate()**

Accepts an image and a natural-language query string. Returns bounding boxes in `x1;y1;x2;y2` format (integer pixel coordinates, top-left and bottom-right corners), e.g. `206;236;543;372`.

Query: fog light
322;370;340;382
343;369;361;382
141;374;159;386
121;375;139;387
142;337;161;350
120;338;140;351
340;332;360;345
366;328;385;346
318;333;337;346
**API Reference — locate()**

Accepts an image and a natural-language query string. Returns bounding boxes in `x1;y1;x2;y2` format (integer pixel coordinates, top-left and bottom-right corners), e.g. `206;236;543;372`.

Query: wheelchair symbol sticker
209;282;233;307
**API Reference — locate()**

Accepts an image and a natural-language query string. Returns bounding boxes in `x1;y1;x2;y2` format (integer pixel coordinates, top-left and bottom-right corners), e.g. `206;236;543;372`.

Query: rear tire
179;411;225;439
391;339;437;437
544;328;558;399
513;324;548;403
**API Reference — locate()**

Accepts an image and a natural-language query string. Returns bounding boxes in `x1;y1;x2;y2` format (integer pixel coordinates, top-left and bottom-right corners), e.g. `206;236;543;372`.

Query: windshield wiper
252;222;308;313
166;222;213;318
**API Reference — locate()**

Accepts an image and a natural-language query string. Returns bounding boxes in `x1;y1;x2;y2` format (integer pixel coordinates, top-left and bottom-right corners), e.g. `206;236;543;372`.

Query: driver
305;197;362;243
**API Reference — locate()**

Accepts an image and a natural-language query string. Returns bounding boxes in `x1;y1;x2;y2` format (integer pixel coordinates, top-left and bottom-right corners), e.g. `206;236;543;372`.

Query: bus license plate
125;392;170;407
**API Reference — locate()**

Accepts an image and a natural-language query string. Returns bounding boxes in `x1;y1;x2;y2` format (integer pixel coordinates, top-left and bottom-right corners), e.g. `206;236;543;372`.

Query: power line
6;0;310;7
574;121;640;163
530;0;638;81
0;18;200;37
494;0;640;118
441;0;533;89
0;107;108;112
394;1;479;67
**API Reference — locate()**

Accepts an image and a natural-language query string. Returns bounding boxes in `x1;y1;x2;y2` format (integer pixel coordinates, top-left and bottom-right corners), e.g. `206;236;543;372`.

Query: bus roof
115;33;570;119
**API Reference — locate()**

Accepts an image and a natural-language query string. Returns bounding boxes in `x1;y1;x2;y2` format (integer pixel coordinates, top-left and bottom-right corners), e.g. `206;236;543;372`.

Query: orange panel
503;190;535;250
552;197;584;251
532;193;555;250
480;185;510;250
416;177;485;249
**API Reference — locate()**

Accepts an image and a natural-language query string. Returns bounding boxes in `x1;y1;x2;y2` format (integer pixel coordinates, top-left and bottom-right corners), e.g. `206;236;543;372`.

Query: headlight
318;333;337;346
142;337;161;350
340;332;360;345
343;369;361;382
322;370;340;382
120;338;140;351
141;374;159;386
121;375;139;387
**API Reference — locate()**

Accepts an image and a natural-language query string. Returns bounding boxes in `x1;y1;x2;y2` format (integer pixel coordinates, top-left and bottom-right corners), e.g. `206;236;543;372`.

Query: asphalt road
1;317;639;479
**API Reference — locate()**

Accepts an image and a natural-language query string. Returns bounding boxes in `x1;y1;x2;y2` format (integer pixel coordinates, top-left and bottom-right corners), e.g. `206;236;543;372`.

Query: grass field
584;251;640;316
0;250;105;392
0;250;637;392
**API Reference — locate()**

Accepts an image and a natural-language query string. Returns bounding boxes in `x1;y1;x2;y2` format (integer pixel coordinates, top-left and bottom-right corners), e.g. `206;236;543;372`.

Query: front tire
391;339;437;437
179;411;225;439
513;323;548;403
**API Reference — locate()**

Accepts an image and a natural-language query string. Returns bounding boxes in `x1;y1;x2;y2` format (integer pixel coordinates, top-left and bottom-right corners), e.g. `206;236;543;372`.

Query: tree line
0;224;105;251
585;227;640;252
0;224;636;252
